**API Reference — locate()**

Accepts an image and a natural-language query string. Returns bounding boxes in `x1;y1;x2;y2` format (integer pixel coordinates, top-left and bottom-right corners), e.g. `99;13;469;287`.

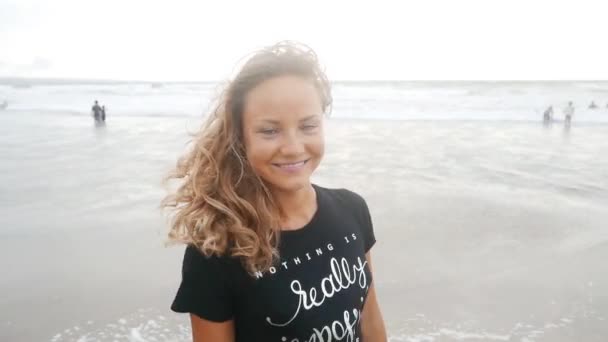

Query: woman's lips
273;159;309;172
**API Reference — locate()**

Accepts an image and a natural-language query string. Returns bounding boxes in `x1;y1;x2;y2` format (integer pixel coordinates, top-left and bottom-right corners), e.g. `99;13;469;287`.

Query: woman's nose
279;131;305;156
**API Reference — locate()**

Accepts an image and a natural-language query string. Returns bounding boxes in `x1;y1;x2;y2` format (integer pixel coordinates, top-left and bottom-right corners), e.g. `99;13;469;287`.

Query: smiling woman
162;41;386;342
163;41;332;274
242;75;325;198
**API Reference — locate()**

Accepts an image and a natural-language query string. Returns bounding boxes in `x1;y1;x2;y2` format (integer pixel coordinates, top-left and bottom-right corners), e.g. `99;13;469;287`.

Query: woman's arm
361;252;388;342
190;314;235;342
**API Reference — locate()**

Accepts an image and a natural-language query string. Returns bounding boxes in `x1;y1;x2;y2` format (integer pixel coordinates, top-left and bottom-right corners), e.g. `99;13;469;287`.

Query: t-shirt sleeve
171;245;234;322
359;196;377;252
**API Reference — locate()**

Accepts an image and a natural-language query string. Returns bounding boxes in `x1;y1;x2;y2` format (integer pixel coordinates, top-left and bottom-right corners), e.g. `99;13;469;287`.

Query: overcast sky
1;0;607;81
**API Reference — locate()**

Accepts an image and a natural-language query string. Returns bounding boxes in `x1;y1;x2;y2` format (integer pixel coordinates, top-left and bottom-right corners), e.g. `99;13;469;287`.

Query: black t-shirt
171;185;376;342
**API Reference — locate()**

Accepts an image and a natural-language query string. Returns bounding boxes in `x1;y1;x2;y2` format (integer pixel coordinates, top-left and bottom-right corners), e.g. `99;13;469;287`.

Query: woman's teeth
275;160;307;170
280;161;305;167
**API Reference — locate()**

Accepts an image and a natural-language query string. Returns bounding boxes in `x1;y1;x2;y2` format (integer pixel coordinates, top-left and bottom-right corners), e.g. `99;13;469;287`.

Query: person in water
91;100;102;121
163;41;387;342
589;101;598;109
101;106;106;121
564;101;575;125
543;105;554;124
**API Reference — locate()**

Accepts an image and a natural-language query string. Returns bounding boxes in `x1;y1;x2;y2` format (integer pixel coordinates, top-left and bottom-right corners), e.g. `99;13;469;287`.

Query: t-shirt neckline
279;183;322;237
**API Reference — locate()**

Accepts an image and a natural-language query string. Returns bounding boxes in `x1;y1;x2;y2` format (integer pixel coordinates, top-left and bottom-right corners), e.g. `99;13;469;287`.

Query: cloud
0;57;53;76
1;0;608;80
0;3;19;31
26;57;52;71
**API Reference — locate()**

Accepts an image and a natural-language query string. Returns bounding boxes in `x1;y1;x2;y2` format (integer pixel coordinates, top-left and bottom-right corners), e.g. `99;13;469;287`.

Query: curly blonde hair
162;41;332;274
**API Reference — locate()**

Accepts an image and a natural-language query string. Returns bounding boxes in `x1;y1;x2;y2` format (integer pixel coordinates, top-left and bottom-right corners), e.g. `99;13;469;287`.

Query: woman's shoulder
181;244;243;274
314;184;376;251
314;184;367;210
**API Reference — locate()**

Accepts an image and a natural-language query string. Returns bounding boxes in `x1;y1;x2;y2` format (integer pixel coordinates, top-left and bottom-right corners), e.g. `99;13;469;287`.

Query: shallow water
1;82;607;341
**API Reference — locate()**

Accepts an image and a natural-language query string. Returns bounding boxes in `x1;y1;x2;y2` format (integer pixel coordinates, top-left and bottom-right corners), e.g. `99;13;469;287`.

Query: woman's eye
258;128;279;135
301;124;318;131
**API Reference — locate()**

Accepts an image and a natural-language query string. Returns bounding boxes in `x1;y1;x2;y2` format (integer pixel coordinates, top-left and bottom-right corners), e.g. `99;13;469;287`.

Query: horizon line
1;76;608;86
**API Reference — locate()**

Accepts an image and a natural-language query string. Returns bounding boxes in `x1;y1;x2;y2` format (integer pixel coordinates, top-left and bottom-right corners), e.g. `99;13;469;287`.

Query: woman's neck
272;183;317;230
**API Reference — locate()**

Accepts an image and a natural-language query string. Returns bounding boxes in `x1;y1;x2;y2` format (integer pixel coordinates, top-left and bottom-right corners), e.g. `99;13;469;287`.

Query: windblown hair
162;41;332;274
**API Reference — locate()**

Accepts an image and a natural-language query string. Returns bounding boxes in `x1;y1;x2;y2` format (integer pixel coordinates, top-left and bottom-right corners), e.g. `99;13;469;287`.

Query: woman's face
242;75;325;193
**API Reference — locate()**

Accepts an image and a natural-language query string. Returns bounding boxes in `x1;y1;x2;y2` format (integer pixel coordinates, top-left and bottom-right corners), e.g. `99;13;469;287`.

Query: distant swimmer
563;101;575;126
0;100;7;110
91;100;102;121
589;101;598;109
101;105;106;121
543;105;554;124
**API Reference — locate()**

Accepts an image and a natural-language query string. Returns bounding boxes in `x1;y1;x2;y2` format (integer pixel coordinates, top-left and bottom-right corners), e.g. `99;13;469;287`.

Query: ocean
0;81;607;341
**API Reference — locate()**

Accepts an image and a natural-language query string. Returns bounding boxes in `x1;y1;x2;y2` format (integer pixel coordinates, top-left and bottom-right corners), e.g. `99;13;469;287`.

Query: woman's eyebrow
299;114;320;122
257;118;280;124
256;114;319;124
